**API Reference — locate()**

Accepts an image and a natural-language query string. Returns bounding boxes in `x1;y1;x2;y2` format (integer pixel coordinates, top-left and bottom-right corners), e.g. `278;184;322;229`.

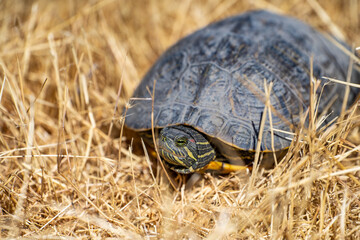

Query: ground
0;0;359;239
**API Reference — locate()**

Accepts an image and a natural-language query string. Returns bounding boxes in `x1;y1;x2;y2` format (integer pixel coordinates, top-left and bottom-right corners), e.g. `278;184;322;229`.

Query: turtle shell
125;10;359;152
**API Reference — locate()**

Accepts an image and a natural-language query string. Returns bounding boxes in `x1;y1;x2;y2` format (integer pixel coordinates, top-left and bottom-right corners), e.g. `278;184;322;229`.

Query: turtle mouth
163;161;193;174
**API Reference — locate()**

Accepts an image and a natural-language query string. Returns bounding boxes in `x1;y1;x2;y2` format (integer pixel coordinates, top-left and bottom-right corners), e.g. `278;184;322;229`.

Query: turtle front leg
201;161;251;174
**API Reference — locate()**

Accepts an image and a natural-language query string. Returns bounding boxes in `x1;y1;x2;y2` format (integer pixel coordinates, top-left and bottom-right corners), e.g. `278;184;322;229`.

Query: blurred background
0;0;359;238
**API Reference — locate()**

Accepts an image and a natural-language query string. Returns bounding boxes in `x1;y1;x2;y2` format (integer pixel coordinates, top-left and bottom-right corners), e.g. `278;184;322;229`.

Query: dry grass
0;0;359;239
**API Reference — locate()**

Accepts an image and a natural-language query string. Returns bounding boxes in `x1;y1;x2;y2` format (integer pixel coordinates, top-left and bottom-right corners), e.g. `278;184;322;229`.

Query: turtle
124;10;360;174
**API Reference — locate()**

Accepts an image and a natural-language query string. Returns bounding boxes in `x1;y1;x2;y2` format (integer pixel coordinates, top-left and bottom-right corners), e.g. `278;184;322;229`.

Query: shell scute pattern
196;113;226;137
155;51;187;101
190;65;231;105
156;103;184;127
213;34;250;69
125;10;359;151
225;122;256;149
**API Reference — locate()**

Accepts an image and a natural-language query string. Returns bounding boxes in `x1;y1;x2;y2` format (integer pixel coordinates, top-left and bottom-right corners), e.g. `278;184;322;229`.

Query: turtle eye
175;137;188;147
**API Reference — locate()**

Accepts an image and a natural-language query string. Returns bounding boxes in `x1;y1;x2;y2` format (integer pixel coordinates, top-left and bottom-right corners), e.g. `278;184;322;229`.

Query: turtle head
158;125;215;174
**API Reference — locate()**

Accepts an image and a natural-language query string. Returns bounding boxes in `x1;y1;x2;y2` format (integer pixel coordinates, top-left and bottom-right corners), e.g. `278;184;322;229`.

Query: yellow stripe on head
198;150;215;158
196;141;210;145
183;146;197;161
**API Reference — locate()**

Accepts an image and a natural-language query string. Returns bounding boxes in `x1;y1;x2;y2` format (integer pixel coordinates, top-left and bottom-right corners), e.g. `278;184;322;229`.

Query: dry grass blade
323;76;360;88
0;76;5;103
0;0;359;239
307;0;345;40
150;80;178;190
248;80;273;193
